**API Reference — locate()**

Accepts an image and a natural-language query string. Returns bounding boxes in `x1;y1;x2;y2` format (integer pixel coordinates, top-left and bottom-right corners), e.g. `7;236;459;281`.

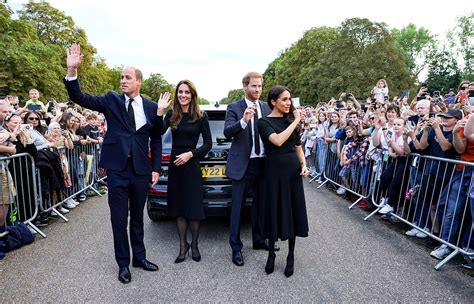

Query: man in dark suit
224;71;279;267
64;44;162;284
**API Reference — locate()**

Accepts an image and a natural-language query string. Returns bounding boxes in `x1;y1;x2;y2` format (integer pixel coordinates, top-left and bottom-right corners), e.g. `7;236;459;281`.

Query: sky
7;0;473;101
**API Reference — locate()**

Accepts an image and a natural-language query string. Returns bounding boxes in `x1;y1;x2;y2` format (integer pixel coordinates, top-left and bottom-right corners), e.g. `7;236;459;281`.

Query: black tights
267;238;296;276
268;238;295;256
176;216;200;257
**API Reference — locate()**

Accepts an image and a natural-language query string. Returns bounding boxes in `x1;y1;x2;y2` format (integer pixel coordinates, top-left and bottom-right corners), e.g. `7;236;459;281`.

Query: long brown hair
170;79;203;130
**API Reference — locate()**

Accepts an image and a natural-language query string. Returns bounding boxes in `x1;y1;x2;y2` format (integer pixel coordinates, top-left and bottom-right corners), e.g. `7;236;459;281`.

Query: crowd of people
0;88;107;236
300;79;474;262
1;47;473;278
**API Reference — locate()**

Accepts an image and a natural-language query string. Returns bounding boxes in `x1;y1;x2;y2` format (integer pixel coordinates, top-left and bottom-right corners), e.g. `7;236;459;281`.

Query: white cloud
8;0;472;101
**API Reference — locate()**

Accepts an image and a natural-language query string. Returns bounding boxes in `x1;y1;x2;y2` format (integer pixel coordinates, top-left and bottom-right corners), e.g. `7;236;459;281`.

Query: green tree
0;3;67;100
198;97;210;105
263;26;339;104
219;88;244;104
391;24;435;78
263;18;414;103
17;1;117;96
447;12;474;81
425;47;462;92
141;72;174;100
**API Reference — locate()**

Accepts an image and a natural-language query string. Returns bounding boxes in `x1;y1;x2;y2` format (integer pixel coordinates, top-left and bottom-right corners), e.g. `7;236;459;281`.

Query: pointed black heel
174;243;190;264
191;243;201;262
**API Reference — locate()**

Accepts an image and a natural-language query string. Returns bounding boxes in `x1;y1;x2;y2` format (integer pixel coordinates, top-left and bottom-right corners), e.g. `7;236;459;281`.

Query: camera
346;93;353;98
336;100;344;109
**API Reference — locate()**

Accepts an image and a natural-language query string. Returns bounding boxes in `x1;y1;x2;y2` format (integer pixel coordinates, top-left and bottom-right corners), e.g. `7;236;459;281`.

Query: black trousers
229;158;264;252
107;158;150;267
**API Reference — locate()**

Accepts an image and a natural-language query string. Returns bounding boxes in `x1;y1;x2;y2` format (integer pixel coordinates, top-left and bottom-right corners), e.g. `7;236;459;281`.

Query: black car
147;104;250;221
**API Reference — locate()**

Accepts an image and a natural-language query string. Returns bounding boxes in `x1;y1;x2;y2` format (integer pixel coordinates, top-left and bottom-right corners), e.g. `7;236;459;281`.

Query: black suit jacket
224;99;271;180
64;78;162;175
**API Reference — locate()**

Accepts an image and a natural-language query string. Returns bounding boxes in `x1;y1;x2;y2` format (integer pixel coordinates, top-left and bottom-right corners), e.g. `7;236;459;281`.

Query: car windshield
162;111;230;144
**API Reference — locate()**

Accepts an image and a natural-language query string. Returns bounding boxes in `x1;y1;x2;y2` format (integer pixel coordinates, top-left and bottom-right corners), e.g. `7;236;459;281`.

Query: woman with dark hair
257;85;309;277
157;80;212;263
24;111;47;135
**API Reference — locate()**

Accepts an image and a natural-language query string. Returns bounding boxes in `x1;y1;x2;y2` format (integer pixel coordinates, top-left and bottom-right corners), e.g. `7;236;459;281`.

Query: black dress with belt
162;110;212;220
257;116;309;241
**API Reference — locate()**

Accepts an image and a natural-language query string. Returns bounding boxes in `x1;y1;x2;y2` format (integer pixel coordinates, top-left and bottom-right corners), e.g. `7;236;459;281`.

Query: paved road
1;180;473;302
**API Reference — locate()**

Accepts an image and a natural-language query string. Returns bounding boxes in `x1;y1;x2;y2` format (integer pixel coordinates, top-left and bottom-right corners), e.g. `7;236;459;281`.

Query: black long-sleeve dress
162;110;212;220
257;117;309;241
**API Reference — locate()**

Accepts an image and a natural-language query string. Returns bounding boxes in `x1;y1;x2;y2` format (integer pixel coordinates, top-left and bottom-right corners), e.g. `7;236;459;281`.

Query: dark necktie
128;98;136;131
253;103;261;155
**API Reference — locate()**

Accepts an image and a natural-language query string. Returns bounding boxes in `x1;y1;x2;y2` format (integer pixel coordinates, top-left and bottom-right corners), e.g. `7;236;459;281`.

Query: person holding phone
257;85;309;277
377;117;412;215
23;89;46;113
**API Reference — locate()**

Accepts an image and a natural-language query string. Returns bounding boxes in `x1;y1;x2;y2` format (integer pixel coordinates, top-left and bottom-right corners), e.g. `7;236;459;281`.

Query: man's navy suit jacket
224;99;270;181
64;78;162;175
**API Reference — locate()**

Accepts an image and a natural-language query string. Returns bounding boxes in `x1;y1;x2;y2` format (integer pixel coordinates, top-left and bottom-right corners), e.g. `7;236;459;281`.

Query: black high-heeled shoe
284;254;294;277
265;252;276;274
174;243;190;264
191;244;201;262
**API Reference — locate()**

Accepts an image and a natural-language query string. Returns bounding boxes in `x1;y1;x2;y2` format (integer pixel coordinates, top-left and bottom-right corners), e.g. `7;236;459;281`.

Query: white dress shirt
64;75;146;131
240;98;265;158
124;95;146;131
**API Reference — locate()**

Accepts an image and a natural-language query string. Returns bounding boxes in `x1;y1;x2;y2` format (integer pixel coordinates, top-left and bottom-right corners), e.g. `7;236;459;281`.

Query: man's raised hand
66;43;83;75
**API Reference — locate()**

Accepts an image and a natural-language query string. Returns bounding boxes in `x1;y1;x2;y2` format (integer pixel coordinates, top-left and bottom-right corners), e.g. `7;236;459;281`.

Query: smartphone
386;130;393;141
27;104;41;111
384;95;389;102
336;100;343;109
20;124;31;130
406;120;415;129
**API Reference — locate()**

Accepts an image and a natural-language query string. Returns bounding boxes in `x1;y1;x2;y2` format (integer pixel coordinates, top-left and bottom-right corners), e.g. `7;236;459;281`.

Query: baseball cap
437;109;463;120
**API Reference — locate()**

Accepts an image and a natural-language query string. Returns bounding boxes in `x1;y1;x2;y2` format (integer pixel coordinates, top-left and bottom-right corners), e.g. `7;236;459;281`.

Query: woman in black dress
257;85;309;277
157;80;212;263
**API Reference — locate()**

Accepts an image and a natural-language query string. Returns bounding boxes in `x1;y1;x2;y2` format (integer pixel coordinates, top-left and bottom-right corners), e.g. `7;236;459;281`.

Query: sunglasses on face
28;117;39;121
369;116;376;120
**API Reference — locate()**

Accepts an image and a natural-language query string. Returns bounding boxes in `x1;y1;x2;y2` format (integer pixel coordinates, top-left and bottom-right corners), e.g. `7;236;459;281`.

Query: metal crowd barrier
316;144;380;209
0;143;106;242
314;145;474;271
39;143;104;226
0;153;45;238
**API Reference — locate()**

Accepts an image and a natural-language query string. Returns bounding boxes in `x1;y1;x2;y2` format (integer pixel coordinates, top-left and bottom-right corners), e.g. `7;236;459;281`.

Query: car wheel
146;203;168;221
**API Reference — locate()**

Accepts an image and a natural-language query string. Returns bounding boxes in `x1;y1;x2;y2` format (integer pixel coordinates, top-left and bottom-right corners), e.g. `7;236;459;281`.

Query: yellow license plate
201;166;226;178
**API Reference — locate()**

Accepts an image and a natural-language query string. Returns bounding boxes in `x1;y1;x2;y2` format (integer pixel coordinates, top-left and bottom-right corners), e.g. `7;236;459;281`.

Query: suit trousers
229;158;264;251
107;158;150;267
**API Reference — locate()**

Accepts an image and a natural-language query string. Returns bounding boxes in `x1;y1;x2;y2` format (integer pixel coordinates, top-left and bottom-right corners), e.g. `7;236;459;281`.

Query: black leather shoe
253;241;280;252
132;259;159;271
118;267;131;284
232;251;244;266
